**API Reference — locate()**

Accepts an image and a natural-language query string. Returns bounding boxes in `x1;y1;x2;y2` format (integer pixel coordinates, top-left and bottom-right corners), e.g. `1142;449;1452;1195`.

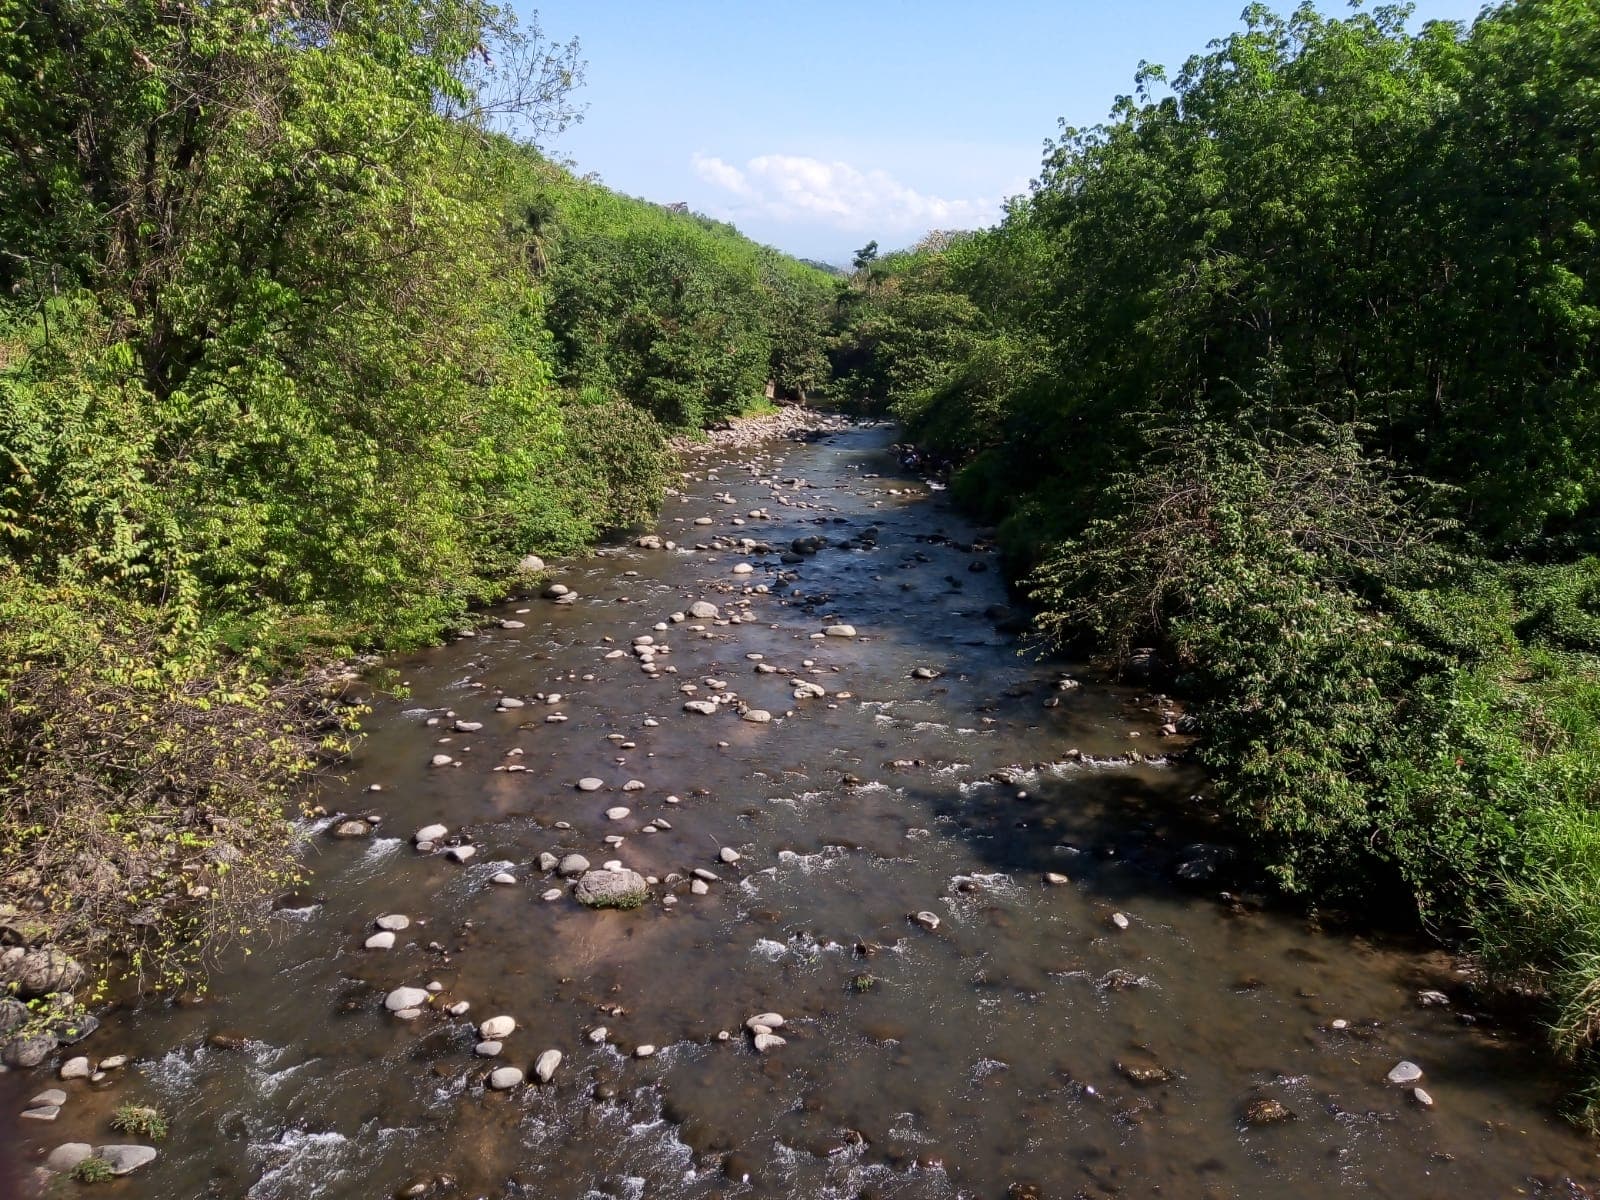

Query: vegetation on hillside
831;0;1600;1123
0;0;832;1010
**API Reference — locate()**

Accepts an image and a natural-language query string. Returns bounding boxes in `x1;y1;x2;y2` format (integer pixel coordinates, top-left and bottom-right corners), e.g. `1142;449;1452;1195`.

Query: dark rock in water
1174;843;1236;883
1007;1185;1045;1200
1123;648;1160;679
48;1006;99;1045
1117;1059;1173;1086
1243;1097;1295;1126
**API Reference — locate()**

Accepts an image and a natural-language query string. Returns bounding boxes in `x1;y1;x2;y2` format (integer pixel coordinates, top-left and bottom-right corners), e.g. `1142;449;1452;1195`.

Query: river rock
96;1145;158;1175
543;583;570;599
499;619;525;629
577;777;604;792
535;1049;562;1082
689;601;719;619
683;700;719;715
606;807;631;821
746;1013;784;1030
911;667;941;679
480;1016;516;1040
489;1067;523;1090
588;1027;608;1044
44;1143;92;1173
575;869;649;909
823;625;857;638
752;1033;786;1052
59;1056;90;1080
0;947;84;999
30;1088;67;1108
21;1105;60;1121
1243;1098;1295;1126
497;696;526;709
558;854;590;877
330;819;371;838
1412;1086;1435;1108
538;852;559;871
742;709;772;723
0;997;27;1035
3;1033;57;1068
490;872;516;885
1387;1061;1424;1085
634;1044;656;1058
376;914;411;931
445;845;476;863
364;932;396;951
414;825;447;844
719;847;741;864
474;1041;501;1057
429;754;454;768
912;911;941;931
385;987;429;1012
517;555;546;574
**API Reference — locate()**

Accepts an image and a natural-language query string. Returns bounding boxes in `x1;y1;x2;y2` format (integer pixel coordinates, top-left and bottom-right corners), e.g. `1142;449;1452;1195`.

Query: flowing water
19;420;1600;1199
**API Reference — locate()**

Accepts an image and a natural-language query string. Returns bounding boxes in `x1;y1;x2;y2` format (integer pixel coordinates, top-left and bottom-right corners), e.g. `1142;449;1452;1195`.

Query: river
19;418;1600;1198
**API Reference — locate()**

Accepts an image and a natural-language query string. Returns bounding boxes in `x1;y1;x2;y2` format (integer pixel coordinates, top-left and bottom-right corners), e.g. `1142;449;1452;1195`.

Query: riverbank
11;419;1596;1198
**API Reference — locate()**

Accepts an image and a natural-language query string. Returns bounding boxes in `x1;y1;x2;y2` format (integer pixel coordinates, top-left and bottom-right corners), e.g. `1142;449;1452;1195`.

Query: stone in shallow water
479;1015;516;1040
44;1144;92;1173
376;914;411;932
577;777;604;792
823;624;857;638
535;1049;562;1083
574;869;648;909
752;1033;786;1053
385;987;429;1012
1387;1060;1424;1085
364;932;396;951
96;1145;158;1176
488;1067;523;1090
59;1057;90;1080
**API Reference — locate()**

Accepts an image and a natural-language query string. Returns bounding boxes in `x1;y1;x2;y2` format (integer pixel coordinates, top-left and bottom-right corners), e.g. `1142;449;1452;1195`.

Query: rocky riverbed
10;417;1600;1199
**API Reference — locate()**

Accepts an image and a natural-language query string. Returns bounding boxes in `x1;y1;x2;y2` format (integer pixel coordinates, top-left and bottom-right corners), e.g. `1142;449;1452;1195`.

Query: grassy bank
0;0;834;1036
827;0;1600;1124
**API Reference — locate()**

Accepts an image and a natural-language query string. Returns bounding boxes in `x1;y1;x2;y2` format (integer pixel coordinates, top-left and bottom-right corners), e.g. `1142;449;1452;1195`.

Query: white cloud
691;152;999;237
689;152;752;197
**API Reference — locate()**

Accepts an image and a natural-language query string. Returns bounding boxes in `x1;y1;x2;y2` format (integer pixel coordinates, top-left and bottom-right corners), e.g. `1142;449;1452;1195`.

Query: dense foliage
832;0;1600;1122
0;0;831;1001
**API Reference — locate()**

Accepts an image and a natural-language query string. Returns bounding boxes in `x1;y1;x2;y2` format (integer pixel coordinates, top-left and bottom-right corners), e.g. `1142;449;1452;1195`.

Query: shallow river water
21;420;1600;1199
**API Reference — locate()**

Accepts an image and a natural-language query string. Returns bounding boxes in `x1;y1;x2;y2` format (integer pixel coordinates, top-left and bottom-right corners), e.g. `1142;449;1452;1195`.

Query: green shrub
109;1104;169;1141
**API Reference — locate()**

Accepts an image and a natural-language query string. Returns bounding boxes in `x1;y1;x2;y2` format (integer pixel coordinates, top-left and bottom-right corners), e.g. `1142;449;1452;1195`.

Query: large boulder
2;1032;58;1068
0;947;84;999
574;869;648;910
0;996;28;1035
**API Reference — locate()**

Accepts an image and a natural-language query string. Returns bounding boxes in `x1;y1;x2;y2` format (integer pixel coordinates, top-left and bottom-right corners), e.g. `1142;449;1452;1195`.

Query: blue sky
516;1;1491;264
